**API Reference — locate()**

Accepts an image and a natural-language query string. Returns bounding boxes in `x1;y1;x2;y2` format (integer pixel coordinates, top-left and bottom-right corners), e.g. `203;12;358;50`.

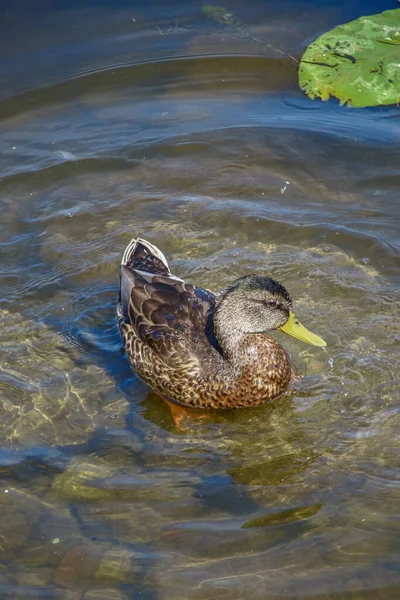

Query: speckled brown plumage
117;237;297;409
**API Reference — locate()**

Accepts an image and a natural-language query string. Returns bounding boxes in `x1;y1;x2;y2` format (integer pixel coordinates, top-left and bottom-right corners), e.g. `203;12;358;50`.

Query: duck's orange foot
154;391;210;430
169;403;211;430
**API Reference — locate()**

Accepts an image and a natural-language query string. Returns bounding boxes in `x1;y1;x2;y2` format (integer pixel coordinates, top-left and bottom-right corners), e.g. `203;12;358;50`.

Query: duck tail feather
121;237;171;275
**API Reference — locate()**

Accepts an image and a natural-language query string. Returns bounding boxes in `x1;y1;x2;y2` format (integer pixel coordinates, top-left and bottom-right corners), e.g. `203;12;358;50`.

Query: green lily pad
299;9;400;107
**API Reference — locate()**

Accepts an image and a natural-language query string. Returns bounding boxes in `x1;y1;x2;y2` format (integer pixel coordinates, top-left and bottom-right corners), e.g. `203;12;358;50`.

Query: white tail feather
121;237;170;272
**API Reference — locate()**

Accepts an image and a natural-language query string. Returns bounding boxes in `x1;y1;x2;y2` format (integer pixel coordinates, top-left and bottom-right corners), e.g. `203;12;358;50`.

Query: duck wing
119;239;216;368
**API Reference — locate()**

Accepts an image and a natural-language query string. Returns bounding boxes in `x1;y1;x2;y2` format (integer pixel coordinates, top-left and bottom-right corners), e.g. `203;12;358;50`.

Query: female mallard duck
117;238;326;409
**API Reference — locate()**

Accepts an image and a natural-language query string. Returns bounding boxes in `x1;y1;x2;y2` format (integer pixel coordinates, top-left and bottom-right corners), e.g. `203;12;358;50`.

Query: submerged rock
53;541;140;588
0;482;80;565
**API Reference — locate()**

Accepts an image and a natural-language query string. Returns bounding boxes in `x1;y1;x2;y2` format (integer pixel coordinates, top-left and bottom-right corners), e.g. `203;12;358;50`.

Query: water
0;0;399;598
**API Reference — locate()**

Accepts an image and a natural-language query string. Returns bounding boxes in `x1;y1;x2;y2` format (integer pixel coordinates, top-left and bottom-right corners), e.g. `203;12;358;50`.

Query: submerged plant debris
202;4;243;27
200;4;298;62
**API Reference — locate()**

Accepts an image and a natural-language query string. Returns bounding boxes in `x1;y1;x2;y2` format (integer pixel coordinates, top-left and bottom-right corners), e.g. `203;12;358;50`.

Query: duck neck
213;300;249;360
213;307;291;381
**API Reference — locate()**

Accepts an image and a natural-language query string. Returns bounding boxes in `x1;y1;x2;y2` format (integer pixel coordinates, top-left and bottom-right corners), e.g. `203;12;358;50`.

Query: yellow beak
278;311;326;347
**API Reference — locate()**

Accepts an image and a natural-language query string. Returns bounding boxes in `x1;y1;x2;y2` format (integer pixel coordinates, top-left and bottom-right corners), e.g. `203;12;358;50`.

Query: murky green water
0;1;399;598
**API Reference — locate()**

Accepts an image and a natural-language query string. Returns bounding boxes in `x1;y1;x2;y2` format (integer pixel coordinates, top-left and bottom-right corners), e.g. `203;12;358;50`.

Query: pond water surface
0;0;399;598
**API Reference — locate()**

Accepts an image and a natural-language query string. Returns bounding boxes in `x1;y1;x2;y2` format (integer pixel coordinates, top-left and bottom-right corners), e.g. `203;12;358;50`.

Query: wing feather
119;261;215;369
118;237;228;400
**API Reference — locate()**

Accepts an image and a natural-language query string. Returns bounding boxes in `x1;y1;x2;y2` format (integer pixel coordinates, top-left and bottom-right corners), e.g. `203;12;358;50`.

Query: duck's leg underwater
154;391;211;430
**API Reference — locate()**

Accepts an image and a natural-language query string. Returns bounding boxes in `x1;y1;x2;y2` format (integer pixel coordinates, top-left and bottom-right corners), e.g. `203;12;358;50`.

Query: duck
117;238;326;409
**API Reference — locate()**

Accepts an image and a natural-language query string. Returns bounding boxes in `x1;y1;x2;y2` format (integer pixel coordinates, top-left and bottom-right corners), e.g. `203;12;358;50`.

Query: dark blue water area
1;0;397;99
1;0;395;18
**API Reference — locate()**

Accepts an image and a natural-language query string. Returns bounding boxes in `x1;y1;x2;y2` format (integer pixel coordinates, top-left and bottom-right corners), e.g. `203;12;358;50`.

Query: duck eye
266;300;277;308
